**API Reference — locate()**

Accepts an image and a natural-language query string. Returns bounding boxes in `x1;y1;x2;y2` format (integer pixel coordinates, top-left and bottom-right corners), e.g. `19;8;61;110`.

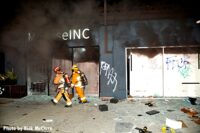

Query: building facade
0;0;200;99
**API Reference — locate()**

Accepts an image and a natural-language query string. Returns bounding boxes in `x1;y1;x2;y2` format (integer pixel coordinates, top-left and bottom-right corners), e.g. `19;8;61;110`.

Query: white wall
164;53;200;97
128;47;200;97
129;52;163;97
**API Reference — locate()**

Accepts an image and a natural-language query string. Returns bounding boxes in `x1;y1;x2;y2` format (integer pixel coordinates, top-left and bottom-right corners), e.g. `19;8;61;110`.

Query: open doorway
50;46;99;97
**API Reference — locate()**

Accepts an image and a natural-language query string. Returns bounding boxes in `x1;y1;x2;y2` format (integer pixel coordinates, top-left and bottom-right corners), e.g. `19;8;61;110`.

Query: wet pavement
0;95;200;133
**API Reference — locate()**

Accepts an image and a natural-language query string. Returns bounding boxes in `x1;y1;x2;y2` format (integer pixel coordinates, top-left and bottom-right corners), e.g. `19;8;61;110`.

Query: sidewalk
0;95;200;133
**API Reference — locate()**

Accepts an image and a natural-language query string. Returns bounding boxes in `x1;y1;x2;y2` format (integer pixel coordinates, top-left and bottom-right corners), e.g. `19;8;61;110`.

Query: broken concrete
0;96;200;133
115;122;134;133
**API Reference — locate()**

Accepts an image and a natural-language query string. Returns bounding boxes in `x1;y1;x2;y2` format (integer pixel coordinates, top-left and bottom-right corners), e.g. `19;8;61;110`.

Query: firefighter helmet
54;66;61;73
71;64;79;72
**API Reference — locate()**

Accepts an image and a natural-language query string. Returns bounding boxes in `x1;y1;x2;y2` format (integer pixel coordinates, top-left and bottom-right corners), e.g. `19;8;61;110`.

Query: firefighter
51;66;72;107
70;64;87;103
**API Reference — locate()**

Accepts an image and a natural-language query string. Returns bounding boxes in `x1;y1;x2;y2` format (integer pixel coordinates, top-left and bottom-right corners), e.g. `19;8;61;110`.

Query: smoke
1;0;99;55
0;0;100;84
1;0;199;84
1;0;199;59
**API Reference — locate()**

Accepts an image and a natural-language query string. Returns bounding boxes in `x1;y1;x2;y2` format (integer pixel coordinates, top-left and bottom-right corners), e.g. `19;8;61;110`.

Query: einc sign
62;28;90;40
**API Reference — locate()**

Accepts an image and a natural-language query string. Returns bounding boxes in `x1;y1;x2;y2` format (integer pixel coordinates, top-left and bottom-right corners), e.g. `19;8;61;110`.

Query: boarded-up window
128;47;200;97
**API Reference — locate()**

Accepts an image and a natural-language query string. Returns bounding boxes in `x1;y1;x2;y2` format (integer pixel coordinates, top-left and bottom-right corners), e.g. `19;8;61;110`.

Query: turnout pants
69;86;87;103
54;88;72;106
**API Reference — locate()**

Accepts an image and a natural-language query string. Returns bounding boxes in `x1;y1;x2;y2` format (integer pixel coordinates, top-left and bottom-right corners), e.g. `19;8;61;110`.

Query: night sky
0;0;199;51
0;0;199;29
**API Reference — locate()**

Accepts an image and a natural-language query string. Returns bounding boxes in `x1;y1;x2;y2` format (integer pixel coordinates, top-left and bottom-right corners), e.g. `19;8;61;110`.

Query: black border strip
182;82;200;84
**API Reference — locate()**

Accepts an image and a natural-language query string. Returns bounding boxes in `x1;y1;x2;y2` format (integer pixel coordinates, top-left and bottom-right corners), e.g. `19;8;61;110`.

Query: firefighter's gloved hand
71;84;75;87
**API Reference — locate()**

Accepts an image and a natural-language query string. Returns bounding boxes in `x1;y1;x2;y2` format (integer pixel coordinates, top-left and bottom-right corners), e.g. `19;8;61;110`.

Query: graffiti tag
100;61;118;92
166;56;191;78
0;86;5;95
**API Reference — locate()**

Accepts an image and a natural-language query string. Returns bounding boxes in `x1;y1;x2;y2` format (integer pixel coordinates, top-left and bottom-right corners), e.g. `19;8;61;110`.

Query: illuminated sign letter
62;28;90;40
62;32;68;40
82;28;90;39
69;30;72;40
73;29;81;40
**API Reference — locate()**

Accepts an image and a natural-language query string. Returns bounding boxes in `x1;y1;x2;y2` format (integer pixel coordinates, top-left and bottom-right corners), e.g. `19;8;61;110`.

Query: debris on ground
188;97;197;105
110;98;119;104
167;109;175;112
128;95;134;98
181;107;200;125
145;102;153;107
22;113;28;116
177;120;187;128
190;116;200;125
180;108;198;117
135;126;152;133
161;126;176;133
166;118;182;129
146;110;160;115
42;119;53;123
164;99;169;102
99;104;108;111
100;97;113;101
194;118;200;125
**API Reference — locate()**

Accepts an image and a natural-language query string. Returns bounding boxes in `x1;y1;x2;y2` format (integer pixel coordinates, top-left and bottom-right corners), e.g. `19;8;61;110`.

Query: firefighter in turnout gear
70;64;87;103
51;66;72;107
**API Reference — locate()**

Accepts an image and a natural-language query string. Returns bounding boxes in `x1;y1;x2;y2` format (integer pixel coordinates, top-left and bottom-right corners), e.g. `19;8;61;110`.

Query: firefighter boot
63;91;72;108
51;90;63;105
75;86;87;103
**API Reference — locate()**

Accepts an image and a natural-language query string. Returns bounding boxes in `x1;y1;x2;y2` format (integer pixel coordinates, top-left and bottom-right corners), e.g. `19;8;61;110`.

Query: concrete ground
0;95;200;133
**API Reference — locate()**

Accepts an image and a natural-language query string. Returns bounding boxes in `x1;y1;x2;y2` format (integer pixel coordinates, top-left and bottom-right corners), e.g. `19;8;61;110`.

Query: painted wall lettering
62;28;90;40
0;86;5;95
100;61;118;92
166;55;191;78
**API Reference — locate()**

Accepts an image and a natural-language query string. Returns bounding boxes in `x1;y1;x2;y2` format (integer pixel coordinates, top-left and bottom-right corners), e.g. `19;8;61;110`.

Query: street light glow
196;20;200;24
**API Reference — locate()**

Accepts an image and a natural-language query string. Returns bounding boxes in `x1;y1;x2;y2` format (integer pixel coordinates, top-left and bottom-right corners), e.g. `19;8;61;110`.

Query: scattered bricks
190;116;200;125
99;104;108;111
188;112;198;117
181;108;200;125
181;108;198;117
110;98;119;104
194;118;200;125
181;108;189;113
